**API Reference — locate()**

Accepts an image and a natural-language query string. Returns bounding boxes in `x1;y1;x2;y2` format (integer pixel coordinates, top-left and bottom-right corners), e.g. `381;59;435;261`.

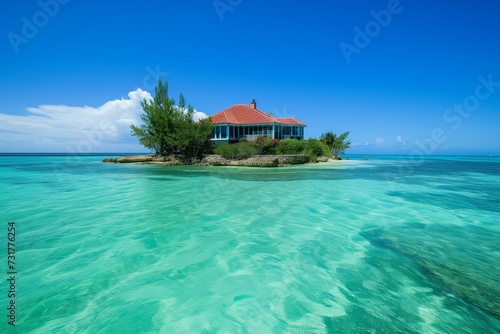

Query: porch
211;124;304;142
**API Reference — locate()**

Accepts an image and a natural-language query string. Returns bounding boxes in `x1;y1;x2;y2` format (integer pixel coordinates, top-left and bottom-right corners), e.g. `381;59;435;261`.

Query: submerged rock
360;224;500;320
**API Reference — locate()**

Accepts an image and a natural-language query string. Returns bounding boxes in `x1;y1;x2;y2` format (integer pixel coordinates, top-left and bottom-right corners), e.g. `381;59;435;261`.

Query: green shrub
304;138;331;162
215;138;331;162
237;144;258;159
276;139;306;155
250;136;279;155
214;143;258;160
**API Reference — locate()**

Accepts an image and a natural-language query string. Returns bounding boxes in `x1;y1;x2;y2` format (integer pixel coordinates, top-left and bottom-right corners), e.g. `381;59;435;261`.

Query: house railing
242;134;302;141
244;131;273;141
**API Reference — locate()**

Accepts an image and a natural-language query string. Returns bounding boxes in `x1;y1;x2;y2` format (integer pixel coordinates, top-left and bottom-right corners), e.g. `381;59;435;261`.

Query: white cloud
172;106;209;122
375;137;385;146
396;135;409;146
0;89;209;152
193;111;208;122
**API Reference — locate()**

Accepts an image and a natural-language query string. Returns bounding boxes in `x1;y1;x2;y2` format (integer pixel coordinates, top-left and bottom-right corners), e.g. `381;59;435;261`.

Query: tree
320;132;336;153
305;138;330;162
130;77;175;155
320;131;351;158
130;78;214;161
332;131;351;157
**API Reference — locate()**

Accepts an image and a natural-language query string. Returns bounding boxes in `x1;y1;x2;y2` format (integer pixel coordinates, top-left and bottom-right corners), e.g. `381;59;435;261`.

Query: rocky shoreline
103;154;334;167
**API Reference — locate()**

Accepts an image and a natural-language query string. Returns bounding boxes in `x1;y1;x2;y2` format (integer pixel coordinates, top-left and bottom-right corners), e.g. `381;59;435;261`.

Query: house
209;100;306;146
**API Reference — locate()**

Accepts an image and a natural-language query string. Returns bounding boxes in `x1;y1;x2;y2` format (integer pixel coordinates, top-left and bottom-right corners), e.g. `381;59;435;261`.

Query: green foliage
173;116;215;161
130;78;173;155
273;138;329;161
320;131;351;157
275;139;306;154
304;138;331;162
215;142;258;160
334;131;351;156
130;78;214;161
215;137;332;163
320;132;335;153
250;136;279;155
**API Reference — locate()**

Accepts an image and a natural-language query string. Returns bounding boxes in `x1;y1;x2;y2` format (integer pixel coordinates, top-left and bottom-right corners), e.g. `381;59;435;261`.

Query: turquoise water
1;155;499;333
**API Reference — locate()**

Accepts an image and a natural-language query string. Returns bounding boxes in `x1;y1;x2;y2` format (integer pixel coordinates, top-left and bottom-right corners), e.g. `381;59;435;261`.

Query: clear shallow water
1;155;499;333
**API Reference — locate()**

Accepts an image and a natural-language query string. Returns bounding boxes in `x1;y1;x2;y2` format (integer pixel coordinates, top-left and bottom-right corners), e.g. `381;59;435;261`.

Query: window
212;126;229;139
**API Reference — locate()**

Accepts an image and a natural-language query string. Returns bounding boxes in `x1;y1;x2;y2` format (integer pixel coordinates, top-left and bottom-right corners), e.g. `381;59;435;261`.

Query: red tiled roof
277;117;306;125
209;104;306;126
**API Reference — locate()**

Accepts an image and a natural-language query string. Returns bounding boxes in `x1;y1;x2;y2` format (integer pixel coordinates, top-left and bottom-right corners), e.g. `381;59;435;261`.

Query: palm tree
333;131;351;158
320;131;336;153
321;131;351;158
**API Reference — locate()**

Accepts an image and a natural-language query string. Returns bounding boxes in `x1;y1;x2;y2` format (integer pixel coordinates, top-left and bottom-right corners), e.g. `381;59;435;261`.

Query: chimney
251;99;257;109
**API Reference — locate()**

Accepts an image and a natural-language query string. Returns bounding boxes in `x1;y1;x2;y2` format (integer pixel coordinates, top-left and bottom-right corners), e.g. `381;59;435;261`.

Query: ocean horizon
1;153;499;157
1;154;499;333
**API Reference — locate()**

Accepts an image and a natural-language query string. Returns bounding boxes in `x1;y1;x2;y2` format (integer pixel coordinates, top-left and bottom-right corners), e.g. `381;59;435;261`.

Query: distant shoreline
0;153;497;160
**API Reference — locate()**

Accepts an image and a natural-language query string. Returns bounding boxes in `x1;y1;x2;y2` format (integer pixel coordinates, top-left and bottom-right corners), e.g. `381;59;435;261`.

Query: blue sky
1;0;499;154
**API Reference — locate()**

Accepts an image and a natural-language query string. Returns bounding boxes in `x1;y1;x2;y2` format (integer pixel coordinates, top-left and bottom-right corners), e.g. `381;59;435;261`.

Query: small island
104;78;350;167
103;154;313;167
